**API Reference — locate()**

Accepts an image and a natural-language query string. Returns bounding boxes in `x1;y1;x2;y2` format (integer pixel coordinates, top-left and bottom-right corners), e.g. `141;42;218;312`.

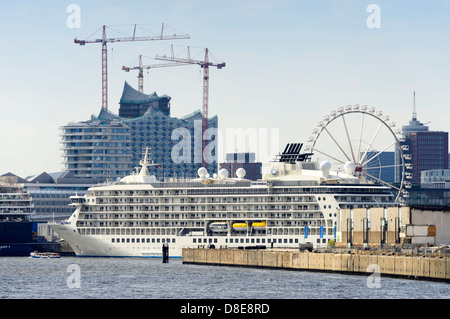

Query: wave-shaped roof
120;81;171;105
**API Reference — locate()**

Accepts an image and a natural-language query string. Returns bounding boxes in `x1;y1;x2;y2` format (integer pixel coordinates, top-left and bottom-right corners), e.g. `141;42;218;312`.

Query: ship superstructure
50;143;397;257
0;181;35;256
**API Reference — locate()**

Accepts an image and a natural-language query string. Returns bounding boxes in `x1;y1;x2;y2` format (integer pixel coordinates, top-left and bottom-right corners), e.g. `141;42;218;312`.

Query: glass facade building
409;131;448;183
363;151;395;184
97;107;218;181
61;82;218;181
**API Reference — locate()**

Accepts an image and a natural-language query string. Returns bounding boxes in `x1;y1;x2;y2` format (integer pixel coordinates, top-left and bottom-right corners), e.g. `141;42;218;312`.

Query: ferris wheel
304;104;412;203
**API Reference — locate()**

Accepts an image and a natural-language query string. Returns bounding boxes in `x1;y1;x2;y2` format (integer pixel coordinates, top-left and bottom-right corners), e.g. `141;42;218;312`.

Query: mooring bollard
162;243;169;263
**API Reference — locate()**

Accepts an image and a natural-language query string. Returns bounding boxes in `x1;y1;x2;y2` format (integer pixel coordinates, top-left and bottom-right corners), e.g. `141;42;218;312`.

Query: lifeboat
209;221;228;233
232;222;249;231
252;221;266;230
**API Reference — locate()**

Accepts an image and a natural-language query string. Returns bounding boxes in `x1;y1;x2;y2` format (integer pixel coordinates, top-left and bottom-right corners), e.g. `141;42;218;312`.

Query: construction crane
122;55;189;93
74;24;190;110
155;46;226;170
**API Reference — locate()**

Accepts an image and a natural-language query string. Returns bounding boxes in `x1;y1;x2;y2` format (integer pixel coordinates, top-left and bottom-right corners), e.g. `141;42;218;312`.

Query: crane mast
202;49;210;170
74;24;190;110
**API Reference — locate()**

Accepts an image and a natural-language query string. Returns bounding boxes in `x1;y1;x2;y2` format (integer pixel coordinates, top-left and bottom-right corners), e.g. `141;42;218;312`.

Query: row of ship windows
112;237;175;244
95;189;389;198
109;237;330;244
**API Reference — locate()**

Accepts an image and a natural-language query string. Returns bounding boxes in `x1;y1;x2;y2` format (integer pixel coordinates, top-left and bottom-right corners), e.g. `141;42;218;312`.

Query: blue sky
1;0;449;177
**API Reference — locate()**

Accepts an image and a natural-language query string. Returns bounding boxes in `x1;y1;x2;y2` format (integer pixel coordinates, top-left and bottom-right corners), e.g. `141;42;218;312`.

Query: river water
1;257;448;300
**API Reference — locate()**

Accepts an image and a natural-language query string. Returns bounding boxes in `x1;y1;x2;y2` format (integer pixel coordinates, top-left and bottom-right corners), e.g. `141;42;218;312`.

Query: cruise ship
50;143;398;257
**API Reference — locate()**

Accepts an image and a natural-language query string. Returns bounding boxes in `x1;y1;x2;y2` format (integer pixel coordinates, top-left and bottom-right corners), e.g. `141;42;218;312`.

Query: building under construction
60;82;218;181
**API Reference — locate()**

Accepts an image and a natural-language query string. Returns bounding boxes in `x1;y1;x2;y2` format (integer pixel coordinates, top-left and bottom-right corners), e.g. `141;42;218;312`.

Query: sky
0;0;449;178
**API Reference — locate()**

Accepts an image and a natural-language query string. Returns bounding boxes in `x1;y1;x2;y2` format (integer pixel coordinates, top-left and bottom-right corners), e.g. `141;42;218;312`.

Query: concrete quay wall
182;248;450;282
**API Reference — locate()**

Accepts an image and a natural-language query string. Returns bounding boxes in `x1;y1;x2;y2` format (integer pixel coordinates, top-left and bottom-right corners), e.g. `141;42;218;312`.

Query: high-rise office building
408;131;448;183
399;93;449;183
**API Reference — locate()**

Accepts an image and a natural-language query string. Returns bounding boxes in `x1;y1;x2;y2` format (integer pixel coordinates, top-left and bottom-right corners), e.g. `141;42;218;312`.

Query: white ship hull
50;222;333;258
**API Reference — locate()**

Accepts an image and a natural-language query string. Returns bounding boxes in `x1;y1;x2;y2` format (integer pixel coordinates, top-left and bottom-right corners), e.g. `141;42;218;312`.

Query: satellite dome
218;168;228;179
344;161;356;175
319;161;331;172
197;167;208;178
236;167;246;179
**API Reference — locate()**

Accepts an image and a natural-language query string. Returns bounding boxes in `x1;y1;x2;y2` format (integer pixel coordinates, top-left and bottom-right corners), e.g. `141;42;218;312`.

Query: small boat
232;222;249;231
30;251;60;258
252;221;267;229
209;221;228;233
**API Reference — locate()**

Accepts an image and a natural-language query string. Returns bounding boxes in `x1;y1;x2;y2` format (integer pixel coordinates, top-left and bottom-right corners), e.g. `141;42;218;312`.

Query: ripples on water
0;257;449;299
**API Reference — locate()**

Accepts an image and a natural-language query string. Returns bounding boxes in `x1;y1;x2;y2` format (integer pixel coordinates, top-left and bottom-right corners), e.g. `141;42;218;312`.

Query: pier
182;248;450;282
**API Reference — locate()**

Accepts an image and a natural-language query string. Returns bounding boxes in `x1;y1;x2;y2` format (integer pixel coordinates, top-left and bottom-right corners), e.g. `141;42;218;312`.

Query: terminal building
0;171;95;222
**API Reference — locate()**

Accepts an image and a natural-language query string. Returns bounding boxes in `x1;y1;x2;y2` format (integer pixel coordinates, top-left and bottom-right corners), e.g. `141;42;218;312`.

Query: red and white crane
74;24;190;110
122;55;189;93
155;46;226;169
